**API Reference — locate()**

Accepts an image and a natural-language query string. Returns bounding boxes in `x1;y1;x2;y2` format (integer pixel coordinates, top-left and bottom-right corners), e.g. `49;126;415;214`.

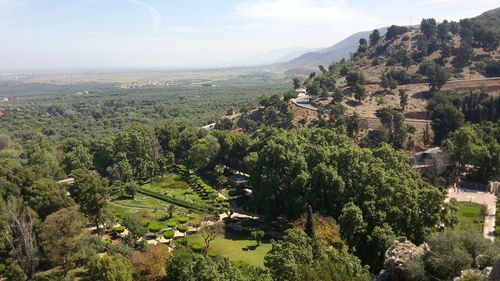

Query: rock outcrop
377;237;430;281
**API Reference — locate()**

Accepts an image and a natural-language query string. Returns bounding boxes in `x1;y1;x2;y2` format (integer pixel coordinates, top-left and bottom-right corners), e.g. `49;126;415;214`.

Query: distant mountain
232;47;316;67
278;28;388;69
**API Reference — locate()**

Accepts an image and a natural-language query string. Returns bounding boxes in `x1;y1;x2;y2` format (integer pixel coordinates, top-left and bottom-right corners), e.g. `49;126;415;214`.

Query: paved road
291;92;431;124
445;188;497;241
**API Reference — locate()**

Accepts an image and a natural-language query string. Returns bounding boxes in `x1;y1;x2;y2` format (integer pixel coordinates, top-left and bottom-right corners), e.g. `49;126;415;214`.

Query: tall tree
431;104;465;145
369;29;381;46
87;254;133;281
1;198;39;279
41;206;87;274
69;168;110;234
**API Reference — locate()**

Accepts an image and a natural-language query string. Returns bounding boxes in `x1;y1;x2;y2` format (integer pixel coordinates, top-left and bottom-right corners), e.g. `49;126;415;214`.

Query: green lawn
455;202;484;232
141;174;210;207
186;229;272;267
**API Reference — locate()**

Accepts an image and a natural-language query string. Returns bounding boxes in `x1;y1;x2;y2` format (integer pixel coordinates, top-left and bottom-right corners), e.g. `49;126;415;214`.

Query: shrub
188;213;198;219
177;225;188;233
102;238;112;246
221;202;230;207
107;244;133;258
163;230;175;240
81;235;107;253
168;181;190;189
207;250;219;258
175;237;188;246
178;217;189;224
113;226;126;234
190;220;201;228
233;260;249;268
241;220;252;228
191;243;204;253
141;219;151;226
167;221;177;228
223;217;235;224
148;223;162;233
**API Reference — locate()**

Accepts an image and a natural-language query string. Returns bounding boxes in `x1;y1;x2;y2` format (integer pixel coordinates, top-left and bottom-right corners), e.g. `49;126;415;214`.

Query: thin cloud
165;26;201;33
126;0;162;30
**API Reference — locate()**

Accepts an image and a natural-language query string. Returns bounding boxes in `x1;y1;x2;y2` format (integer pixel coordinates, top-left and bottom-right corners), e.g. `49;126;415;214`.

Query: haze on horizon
0;0;498;72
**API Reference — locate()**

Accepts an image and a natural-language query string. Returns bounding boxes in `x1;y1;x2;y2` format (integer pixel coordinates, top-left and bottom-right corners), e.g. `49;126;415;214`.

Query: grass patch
187;229;272;267
455;202;484;233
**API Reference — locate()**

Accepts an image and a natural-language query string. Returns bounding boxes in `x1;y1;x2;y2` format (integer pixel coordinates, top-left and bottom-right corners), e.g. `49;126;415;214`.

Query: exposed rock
376;237;430;281
490;258;500;281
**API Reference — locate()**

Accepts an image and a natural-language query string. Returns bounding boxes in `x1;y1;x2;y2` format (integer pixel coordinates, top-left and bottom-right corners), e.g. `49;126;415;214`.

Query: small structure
228;174;249;186
410;147;444;168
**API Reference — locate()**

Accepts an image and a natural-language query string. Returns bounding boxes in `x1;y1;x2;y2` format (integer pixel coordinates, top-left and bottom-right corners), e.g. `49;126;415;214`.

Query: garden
455;201;486;233
104;165;275;266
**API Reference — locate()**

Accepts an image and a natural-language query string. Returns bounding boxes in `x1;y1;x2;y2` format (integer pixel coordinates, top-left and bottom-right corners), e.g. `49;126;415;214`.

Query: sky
0;0;498;71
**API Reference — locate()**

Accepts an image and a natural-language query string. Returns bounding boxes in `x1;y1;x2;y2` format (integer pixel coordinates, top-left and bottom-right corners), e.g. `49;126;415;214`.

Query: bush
221;202;230;207
167;221;177;228
223;217;235;224
107;244;133;258
191;243;204;253
168;181;190;189
102;238;112;246
178;217;189;224
148;223;162;233
141;219;151;226
177;225;188;233
188;213;198;219
207;250;219;258
81;235;107;253
190;220;201;228
163;230;175;240
233;260;249;268
0;263;5;273
113;226;126;234
175;237;188;246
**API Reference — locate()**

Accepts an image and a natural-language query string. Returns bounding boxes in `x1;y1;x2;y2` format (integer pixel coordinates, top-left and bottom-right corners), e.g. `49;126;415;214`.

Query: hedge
102;238;112;246
190;220;201;228
138;188;214;213
207;250;219;258
148;223;162;233
176;237;188;246
178;225;189;233
191;243;204;253
163;230;175;239
113;226;126;233
167;221;177;228
178;217;189;224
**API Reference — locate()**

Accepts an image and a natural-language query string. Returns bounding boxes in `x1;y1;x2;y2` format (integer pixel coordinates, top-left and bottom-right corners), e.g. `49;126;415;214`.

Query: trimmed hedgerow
148;223;162;233
163;230;175;240
207;250;219;258
178;217;189;224
191;243;204;253
177;225;188;233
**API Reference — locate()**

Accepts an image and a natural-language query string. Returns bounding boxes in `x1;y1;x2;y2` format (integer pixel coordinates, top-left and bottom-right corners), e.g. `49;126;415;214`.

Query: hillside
278;28;388;70
281;7;500;71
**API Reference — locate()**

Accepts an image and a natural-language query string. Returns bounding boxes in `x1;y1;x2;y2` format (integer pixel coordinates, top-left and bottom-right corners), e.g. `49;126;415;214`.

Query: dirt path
445;188;497;241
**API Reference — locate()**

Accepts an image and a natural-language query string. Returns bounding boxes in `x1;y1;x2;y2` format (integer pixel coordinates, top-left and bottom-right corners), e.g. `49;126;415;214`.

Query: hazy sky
0;0;498;70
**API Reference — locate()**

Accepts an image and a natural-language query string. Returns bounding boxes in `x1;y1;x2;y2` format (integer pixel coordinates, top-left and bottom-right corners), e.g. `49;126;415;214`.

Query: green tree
399;89;408;111
418;61;451;91
24;178;75;219
353;84;366;103
292;77;301;89
251;230;265;246
369;29;381;46
87;254;133;281
41;206;87;274
187;135;220;169
69;168;110;234
431;104;464;144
